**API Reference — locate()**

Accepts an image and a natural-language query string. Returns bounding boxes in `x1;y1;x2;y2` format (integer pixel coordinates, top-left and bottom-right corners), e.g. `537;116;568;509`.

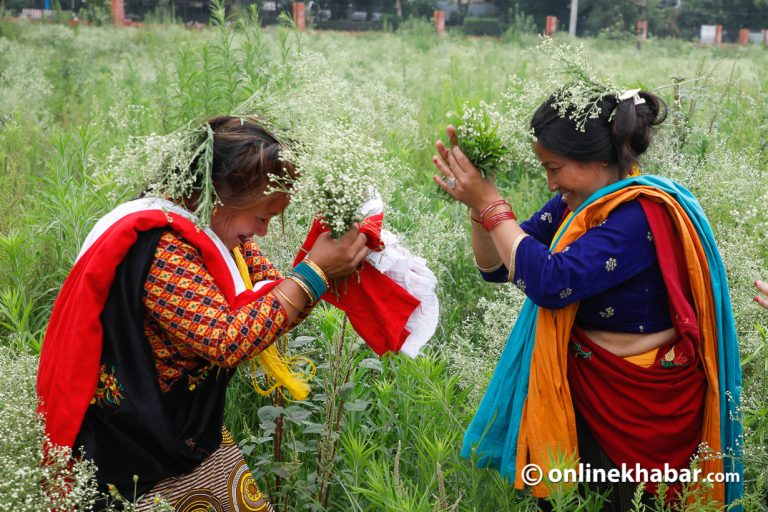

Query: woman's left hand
433;125;503;213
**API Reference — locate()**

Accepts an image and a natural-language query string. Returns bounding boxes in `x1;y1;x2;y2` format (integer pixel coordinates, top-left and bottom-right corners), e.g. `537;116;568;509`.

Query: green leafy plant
451;100;513;179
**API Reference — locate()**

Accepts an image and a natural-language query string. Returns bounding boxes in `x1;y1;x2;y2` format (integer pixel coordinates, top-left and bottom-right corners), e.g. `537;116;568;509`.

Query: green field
1;11;767;511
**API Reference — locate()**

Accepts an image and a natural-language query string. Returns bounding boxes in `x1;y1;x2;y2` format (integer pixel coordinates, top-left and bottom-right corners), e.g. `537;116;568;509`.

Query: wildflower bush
0;350;99;511
1;11;767;512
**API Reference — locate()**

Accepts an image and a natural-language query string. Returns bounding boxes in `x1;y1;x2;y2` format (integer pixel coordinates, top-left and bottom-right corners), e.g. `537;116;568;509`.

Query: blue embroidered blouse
480;195;672;334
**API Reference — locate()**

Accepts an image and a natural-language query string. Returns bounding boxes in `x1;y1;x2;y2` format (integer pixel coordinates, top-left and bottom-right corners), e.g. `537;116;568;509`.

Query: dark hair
530;90;667;176
197;115;296;204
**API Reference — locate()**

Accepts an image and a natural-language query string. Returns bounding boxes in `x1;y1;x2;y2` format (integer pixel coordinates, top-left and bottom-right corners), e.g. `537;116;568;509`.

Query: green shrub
463;17;502;37
314;19;383;31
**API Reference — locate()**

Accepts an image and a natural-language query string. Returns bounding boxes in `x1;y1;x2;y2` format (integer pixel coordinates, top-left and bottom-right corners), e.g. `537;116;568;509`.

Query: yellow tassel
233;247;314;401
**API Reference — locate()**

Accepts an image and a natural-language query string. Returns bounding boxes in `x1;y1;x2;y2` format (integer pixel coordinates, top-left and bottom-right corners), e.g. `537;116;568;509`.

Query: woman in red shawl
37;116;370;511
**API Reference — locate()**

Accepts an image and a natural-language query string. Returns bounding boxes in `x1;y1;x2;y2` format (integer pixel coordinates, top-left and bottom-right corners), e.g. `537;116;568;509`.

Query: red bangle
479;200;508;222
482;211;517;231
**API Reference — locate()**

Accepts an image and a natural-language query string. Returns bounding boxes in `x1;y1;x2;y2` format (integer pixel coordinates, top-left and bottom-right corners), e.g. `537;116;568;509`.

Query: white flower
599;307;615;318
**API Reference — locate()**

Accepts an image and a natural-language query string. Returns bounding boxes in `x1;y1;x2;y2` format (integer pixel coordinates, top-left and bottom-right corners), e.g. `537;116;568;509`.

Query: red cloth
37;211;276;449
566;198;706;495
294;217;420;356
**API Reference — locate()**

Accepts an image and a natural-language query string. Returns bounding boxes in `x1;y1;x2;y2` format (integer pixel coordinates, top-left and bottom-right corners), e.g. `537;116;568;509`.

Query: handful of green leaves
452;100;513;180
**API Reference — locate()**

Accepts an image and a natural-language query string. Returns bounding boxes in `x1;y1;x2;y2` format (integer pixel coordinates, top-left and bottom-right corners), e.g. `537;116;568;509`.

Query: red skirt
567;326;706;496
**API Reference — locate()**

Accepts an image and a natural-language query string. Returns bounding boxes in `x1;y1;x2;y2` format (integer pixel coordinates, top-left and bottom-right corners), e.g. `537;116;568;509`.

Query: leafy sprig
451;100;513;180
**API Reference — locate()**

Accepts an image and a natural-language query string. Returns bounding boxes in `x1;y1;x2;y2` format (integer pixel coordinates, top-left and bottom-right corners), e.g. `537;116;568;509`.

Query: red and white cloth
295;196;438;358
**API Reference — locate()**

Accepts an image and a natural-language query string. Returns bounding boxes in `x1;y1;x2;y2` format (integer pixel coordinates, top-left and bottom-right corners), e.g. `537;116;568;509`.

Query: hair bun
611;91;667;173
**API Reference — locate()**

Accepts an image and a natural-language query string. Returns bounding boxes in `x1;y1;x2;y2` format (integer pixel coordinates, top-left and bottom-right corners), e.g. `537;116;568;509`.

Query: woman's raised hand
306;225;370;280
433;125;502;213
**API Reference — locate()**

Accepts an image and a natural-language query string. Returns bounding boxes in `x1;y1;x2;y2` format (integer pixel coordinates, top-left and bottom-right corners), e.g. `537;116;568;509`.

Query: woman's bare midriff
583;327;676;358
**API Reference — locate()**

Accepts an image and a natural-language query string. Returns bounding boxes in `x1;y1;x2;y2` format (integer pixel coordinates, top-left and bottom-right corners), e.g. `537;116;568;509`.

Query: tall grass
0;13;766;511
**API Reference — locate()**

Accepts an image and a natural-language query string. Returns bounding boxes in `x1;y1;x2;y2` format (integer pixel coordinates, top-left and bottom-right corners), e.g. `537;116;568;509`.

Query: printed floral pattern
187;363;214;391
92;364;124;407
571;343;592;361
661;346;689;368
599;307;615;318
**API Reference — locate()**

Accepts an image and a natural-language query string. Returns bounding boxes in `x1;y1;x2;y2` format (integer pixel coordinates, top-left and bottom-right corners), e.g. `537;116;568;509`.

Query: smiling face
210;191;290;250
534;142;619;211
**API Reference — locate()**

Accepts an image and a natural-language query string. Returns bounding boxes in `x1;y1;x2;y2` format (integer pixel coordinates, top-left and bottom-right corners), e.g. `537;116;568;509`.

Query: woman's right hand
306;225;370;280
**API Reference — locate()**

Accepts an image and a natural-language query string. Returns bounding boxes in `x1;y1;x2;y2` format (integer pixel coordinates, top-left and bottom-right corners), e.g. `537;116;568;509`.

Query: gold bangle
274;287;302;312
287;275;315;303
475;259;504;273
508;233;529;282
302;258;330;288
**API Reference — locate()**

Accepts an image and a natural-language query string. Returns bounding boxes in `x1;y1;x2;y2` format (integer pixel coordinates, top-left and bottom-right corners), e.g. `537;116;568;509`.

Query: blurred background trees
2;1;768;46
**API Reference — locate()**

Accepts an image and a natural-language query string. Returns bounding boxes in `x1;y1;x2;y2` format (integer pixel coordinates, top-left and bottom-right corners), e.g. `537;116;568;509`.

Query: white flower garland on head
104;120;220;227
532;37;622;132
105;48;398;239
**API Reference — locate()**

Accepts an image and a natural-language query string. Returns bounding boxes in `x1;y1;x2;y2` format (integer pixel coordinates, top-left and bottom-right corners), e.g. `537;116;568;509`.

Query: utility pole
569;0;578;37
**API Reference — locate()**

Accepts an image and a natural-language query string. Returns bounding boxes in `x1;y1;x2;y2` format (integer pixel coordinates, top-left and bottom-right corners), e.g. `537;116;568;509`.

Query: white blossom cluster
445;286;526;403
0;39;53;126
290;132;384;238
102;123;219;224
0;350;98;511
500;75;546;170
384;189;464;280
238;49;399;238
100;45;402;235
496;40;622;174
0;349;176;511
105;104;152;137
